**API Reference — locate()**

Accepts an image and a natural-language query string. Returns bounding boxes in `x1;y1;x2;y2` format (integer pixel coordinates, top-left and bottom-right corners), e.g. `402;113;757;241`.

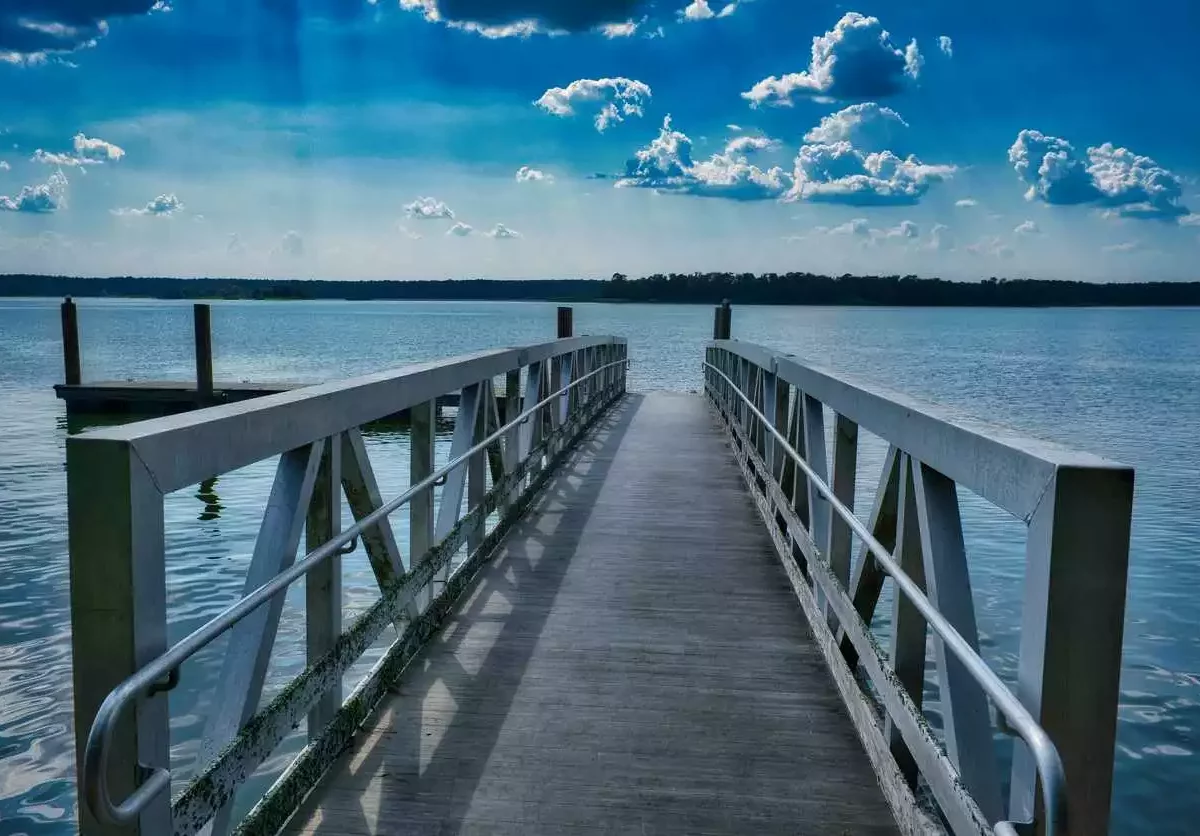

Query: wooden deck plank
284;392;897;836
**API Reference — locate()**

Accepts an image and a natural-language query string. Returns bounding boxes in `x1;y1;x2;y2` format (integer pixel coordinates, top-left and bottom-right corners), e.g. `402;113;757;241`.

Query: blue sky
1;0;1198;281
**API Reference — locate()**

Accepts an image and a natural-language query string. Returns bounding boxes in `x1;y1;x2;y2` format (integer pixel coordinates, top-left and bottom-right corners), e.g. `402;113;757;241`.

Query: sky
1;0;1199;282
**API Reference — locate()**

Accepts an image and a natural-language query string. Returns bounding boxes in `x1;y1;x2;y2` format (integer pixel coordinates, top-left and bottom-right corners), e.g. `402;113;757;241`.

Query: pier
64;307;1134;836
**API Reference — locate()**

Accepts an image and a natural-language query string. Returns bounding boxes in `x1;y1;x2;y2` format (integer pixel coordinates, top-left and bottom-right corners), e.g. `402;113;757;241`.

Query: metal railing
703;341;1134;836
67;336;628;836
706;360;1062;836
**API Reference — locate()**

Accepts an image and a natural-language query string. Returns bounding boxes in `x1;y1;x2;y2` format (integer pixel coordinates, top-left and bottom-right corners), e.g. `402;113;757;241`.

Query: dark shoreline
3;273;1200;307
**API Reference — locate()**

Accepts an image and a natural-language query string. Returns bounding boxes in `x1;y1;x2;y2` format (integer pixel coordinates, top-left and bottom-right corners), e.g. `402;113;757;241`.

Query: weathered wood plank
284;393;897;836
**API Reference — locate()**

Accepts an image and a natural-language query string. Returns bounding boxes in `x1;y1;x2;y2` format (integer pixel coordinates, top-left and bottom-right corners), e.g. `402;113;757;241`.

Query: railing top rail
70;335;624;494
709;339;1130;520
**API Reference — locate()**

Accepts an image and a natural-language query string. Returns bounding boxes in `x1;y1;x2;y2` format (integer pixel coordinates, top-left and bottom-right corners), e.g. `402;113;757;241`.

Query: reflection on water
2;299;1199;834
196;477;223;523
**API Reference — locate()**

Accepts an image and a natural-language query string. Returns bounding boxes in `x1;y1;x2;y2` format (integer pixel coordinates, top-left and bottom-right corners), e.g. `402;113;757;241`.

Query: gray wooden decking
284;392;897;835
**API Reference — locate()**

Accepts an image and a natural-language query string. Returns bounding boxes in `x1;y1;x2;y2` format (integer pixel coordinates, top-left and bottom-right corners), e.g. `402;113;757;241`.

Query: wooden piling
193;303;213;396
61;297;82;386
556;306;573;339
714;299;732;340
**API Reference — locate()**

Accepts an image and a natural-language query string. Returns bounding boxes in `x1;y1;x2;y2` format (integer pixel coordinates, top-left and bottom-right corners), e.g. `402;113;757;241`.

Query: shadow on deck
285;392;897;835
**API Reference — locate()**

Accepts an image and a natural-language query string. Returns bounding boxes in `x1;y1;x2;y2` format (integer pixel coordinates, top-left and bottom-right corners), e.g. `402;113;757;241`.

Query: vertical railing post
61;296;81;386
410;399;436;612
306;434;342;739
68;438;170;835
467;382;488;556
1011;465;1134;835
502;368;522;511
194;303;213;396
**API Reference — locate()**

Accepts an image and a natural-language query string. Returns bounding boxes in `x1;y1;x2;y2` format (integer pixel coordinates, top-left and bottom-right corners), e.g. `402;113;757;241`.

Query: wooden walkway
285;392;897;835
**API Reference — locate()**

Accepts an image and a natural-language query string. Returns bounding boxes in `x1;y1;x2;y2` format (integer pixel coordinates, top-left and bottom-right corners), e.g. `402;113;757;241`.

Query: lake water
1;298;1198;834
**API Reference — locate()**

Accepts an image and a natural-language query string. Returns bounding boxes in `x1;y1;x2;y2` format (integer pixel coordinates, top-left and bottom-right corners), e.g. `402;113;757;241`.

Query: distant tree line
2;272;1199;307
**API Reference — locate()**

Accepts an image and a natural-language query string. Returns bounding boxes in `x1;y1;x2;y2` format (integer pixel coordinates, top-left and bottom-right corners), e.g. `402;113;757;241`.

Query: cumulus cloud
1009;129;1188;220
678;0;738;21
955;198;978;208
613;116;792;201
724;135;781;155
0;170;67;213
0;2;160;61
405;196;455;220
886;220;920;239
938;35;953;57
742;13;921;107
1180;214;1200;227
516;165;554;183
0;161;9;171
33;132;125;169
114;193;183;216
816;218;919;245
786;141;954;206
486;223;522;239
281;230;303;257
802;103;909;151
1014;219;1041;235
447;222;474;237
398;0;646;37
535;77;651;131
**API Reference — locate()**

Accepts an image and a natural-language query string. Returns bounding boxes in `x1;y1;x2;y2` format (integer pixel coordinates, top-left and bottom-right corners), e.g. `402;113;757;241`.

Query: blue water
1;298;1197;834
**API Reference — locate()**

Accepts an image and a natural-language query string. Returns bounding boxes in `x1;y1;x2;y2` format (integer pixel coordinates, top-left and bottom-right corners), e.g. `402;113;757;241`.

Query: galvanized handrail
703;361;1066;836
83;356;629;827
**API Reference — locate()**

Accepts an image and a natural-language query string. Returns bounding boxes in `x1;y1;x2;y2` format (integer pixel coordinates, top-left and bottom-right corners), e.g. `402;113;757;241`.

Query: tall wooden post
61;297;81;385
193;303;213;396
714;300;732;340
556;306;573;339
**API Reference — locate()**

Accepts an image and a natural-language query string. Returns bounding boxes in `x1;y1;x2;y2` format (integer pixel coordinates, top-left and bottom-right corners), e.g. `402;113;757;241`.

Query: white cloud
787;141;954;206
281;230;303;256
0;161;10;171
723;135;781;155
967;236;1015;259
397;224;422;240
404;196;455;220
886;220;920;239
824;218;871;237
742;13;921;107
516;165;554;183
938;35;953;57
74;133;124;162
817;218;919;245
447;222;474;237
0;170;67;213
114;193;183;216
486;223;522;239
1180;214;1200;227
599;19;640;37
1014;219;1041;235
955;198;978;208
928;223;954;251
396;0;645;37
33;133;124;168
1102;241;1141;253
535;77;651;131
1009;129;1188;219
802;103;909;151
613;116;792;201
678;1;738;22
